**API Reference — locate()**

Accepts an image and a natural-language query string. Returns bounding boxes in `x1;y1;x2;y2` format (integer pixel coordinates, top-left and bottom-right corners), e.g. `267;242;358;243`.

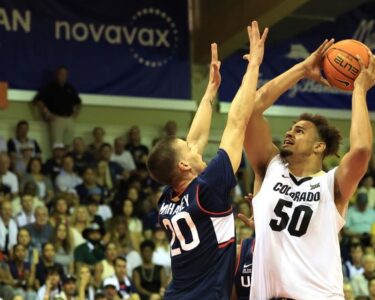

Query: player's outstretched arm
186;43;221;155
244;39;334;175
220;21;268;173
335;51;375;212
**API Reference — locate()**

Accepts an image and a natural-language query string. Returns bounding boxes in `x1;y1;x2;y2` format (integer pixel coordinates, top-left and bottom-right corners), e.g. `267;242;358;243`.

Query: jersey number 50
269;199;313;237
162;212;200;256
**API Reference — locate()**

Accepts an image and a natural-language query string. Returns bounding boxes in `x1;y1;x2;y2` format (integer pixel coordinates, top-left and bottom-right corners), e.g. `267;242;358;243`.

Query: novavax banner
0;0;191;99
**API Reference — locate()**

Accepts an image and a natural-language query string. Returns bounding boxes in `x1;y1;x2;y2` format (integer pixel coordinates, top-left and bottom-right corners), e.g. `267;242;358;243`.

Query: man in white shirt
15;194;35;227
111;137;136;172
0;153;19;197
55;155;83;194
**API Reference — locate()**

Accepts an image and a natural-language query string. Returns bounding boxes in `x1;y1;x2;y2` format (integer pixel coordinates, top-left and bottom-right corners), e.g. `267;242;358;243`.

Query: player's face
176;139;207;175
281;120;324;159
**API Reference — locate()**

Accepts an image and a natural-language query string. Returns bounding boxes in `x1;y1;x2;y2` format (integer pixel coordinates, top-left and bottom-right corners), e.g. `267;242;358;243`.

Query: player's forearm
186;88;217;154
228;62;260;127
350;86;372;154
254;63;305;114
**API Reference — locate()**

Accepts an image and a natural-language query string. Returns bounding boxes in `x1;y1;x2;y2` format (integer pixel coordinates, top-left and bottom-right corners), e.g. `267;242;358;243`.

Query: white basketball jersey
250;155;345;300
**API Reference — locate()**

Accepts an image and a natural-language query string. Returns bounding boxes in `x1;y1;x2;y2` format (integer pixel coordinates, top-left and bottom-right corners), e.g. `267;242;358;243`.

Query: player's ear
314;141;326;155
178;160;191;171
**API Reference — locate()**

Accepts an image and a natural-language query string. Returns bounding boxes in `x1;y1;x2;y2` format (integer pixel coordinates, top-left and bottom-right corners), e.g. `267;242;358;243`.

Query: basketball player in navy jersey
147;21;268;299
244;39;375;299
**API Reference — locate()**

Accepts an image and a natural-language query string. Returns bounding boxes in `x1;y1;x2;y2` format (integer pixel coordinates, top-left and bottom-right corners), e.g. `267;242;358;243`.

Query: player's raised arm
335;51;375;212
244;39;334;175
186;43;221;155
220;21;268;173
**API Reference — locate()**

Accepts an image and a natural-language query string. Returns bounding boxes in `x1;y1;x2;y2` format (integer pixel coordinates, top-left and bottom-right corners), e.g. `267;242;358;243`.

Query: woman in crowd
71;205;92;247
94;242;118;287
21;157;54;204
122;199;143;252
77;264;96;300
52;222;74;274
49;197;71;227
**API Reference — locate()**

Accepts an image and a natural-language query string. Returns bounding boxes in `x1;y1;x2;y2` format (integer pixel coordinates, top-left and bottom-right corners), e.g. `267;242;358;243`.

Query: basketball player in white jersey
244;39;375;300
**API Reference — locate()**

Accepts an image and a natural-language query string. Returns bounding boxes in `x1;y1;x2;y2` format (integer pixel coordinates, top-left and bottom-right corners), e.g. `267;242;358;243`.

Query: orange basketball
322;39;370;91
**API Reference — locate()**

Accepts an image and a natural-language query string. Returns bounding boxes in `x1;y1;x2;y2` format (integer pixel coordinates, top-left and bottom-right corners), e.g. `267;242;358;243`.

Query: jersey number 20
162;212;200;256
269;199;313;237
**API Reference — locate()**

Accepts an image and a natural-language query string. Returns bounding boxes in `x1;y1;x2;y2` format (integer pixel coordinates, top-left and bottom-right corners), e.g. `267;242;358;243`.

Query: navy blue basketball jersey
158;149;237;300
234;238;254;300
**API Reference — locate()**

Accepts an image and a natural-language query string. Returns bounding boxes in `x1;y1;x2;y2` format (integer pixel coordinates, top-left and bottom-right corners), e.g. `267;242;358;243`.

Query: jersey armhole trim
235;239;244;274
195;185;233;216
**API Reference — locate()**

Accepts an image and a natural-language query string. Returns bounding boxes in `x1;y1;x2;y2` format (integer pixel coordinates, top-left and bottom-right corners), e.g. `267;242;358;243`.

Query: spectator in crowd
71;205;91;248
111;137;136;175
55;274;77;300
0;136;7;153
15;194;35;227
103;257;140;300
351;254;375;297
141;196;159;239
162;120;177;137
358;174;375;209
74;222;105;270
117;240;142;280
0;181;11;205
152;227;171;277
88;127;106;162
368;277;375;300
13;142;35;179
122;199;142;252
12;181;44;216
35;242;65;288
0;260;15;300
0;153;19;197
133;240;166;300
22;157;54;204
0;201;17;257
125;126;149;168
94;242;118;288
96;160;114;202
343;282;355;300
7;120;41;163
43;143;66;181
55;155;83;194
34;66;82;146
23;206;54;251
77;264;96;300
104;216;129;248
49;197;71;227
70;137;94;176
36;266;62;300
343;244;365;280
16;228;39;266
7;243;36;300
86;199;105;232
52;222;74;274
99;143;124;186
345;193;375;243
76;167;106;205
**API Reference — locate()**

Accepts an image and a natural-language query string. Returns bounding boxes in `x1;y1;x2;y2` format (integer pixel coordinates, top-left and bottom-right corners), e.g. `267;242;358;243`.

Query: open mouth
283;139;294;146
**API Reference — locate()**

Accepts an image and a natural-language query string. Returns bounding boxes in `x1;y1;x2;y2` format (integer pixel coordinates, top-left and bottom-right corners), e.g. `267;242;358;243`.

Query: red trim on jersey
235;239;244;274
195;185;233;216
218;238;235;249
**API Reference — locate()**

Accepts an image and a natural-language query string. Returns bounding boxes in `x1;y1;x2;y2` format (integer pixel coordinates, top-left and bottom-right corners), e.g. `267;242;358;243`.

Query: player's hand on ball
302;38;334;87
243;20;268;66
237;193;255;228
354;50;375;92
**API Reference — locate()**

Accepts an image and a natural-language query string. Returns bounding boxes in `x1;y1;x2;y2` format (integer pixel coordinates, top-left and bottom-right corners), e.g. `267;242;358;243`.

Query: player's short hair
298;113;342;157
147;136;179;186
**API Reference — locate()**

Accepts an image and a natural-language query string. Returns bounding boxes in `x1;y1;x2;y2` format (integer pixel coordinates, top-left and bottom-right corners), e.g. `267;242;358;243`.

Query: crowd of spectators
2;116;375;300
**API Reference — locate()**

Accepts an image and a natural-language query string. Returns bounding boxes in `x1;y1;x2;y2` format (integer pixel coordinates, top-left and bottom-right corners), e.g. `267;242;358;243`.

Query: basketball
322;39;370;91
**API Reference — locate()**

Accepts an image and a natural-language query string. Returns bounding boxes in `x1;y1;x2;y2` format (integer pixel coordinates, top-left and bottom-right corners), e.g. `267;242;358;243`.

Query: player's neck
172;175;195;200
286;156;323;177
